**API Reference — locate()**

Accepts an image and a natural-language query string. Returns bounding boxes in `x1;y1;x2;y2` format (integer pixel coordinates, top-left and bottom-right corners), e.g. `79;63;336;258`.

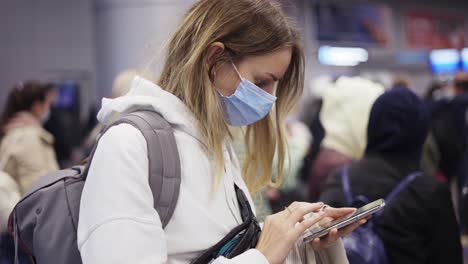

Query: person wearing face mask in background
0;81;58;263
0;81;59;195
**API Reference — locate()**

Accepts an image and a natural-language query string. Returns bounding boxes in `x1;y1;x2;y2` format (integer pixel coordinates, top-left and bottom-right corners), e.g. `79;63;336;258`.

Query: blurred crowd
1;70;468;263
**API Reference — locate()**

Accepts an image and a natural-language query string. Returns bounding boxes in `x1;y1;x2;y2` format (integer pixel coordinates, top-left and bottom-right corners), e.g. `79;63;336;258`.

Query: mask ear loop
230;62;243;81
211;66;227;98
210;68;216;82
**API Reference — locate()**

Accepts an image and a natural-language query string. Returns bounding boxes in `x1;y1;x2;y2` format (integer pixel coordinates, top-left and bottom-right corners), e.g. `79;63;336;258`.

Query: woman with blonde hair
78;0;364;263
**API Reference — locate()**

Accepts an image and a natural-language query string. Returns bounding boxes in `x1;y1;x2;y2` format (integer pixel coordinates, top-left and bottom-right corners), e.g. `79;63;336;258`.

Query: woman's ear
206;42;225;67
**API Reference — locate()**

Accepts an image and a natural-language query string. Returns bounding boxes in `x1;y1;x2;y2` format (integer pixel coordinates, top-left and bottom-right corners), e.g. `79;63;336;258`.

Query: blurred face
213;48;292;96
32;90;57;122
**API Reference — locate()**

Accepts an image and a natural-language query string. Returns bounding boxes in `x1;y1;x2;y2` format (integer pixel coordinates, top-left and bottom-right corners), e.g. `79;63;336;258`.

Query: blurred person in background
0;81;58;194
431;72;468;185
420;80;445;180
451;72;468;256
423;81;444;102
453;72;468;97
421;77;463;180
321;88;463;264
297;76;332;133
0;170;22;264
391;72;411;90
308;76;384;202
113;69;147;98
0;81;58;263
422;72;468;223
75;69;156;162
297;77;331;193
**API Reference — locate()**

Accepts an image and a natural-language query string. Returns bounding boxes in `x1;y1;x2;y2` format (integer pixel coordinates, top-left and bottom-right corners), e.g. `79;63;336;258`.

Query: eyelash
256;81;268;87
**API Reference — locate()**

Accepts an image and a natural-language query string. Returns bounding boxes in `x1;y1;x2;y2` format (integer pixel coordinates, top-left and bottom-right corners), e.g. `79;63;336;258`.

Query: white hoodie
77;77;347;264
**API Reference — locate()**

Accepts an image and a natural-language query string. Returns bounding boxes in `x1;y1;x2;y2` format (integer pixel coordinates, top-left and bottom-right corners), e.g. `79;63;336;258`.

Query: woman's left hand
309;206;368;250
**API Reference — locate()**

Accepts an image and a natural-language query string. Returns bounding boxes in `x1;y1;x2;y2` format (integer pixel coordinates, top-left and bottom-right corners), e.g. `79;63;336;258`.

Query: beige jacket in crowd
0;113;59;195
0;170;20;233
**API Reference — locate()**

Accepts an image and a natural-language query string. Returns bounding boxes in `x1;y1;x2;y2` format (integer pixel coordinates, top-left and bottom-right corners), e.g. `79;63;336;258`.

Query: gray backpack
8;111;181;264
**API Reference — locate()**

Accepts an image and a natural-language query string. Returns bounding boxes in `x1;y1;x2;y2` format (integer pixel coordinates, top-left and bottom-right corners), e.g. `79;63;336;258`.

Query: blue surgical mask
218;63;277;126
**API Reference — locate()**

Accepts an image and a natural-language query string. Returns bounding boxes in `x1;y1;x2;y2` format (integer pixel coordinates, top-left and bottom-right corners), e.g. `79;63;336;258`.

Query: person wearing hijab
308;77;384;201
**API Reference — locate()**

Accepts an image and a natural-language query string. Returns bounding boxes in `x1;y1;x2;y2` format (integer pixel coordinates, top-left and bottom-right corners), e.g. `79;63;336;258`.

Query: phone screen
303;199;385;242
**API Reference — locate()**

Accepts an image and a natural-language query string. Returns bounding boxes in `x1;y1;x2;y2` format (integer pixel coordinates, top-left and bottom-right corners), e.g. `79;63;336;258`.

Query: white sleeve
77;124;167;264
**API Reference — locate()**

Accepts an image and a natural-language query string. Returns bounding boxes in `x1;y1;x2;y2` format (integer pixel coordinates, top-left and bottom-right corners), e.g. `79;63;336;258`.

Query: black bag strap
190;185;261;263
83;110;181;228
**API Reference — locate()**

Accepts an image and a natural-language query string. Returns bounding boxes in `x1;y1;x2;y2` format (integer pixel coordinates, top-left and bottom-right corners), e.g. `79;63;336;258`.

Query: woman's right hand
255;202;327;264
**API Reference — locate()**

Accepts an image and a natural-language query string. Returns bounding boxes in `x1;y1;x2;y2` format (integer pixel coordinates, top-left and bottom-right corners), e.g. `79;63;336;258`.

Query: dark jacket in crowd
320;88;463;264
427;95;468;182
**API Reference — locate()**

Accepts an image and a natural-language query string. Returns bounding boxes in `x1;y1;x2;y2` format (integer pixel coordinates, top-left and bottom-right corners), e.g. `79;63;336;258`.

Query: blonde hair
158;0;304;192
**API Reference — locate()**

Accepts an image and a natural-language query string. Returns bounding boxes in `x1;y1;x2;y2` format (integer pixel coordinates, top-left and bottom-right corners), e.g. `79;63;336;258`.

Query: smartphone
302;199;386;243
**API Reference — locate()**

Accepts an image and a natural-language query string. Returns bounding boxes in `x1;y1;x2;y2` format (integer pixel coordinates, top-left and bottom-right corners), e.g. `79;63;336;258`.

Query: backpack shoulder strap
384;172;422;205
341;164;421;214
125;111;181;228
372;171;422;219
85;110;181;228
340;165;353;206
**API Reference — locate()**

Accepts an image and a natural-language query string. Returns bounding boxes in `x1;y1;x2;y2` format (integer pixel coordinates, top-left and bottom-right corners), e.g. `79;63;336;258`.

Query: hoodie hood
97;76;203;145
366;87;430;163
